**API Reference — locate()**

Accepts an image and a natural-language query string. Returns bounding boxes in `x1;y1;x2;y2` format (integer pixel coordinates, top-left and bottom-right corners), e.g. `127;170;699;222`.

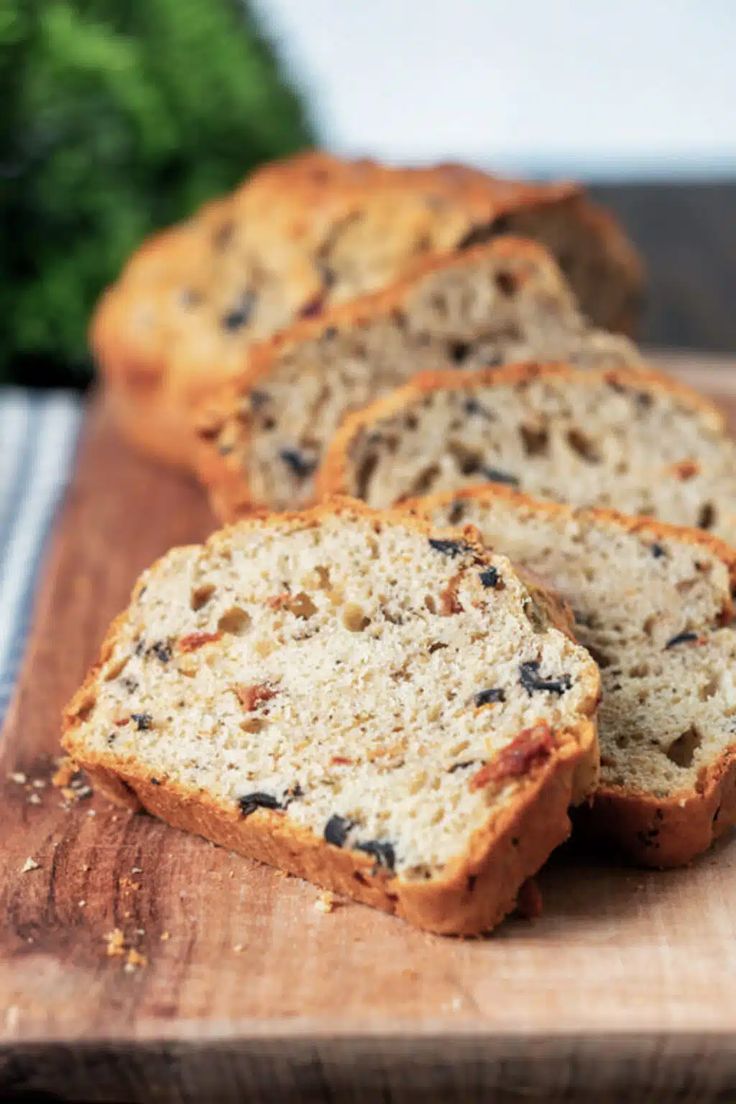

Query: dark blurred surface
590;181;736;351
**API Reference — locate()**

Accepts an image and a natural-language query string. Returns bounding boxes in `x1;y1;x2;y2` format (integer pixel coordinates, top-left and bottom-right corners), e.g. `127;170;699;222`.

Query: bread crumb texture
63;501;599;932
200;240;640;514
324;364;736;545
418;486;736;863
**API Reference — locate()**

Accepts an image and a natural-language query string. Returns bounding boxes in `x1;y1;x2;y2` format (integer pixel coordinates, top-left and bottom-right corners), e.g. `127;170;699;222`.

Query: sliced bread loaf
93;151;642;469
62;498;600;935
411;486;736;866
198;238;641;518
319;362;736;545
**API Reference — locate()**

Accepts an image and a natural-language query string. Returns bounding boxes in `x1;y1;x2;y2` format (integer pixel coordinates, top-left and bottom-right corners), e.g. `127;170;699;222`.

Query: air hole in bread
218;607;251;635
406;464;441;498
520;424;549;457
447;441;483;476
666;726;701;769
524;600;548;634
284;592;318;619
450;341;471;364
699;675;720;701
191;583;216;611
342;603;370;631
676;577;697;595
355;452;379;500
241;718;264;734
566;427;600;463
586;644;612;669
643;614;657;638
495;270;518;297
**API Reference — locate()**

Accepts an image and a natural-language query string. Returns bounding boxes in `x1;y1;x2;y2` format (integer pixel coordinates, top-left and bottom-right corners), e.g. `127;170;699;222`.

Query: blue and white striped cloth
0;389;83;721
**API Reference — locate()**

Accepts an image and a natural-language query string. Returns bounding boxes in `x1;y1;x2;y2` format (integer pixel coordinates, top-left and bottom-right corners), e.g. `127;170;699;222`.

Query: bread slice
411;485;736;866
62;498;600;935
93;151;642;469
198;238;641;518
319;362;736;545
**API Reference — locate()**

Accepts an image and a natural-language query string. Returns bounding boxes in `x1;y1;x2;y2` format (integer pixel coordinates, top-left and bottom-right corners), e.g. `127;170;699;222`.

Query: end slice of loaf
62;498;599;935
412;485;736;866
319;362;736;545
197;238;641;517
94;152;642;471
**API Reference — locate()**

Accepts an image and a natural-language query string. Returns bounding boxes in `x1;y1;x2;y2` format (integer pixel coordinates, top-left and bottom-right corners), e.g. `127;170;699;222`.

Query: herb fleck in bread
320;362;736;544
411;485;736;866
198;238;640;517
62;498;599;935
93;151;642;469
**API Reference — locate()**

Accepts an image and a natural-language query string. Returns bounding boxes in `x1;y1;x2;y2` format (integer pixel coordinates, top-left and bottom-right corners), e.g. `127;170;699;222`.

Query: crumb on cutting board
314;890;339;914
104;928;126;957
104;929;147;971
125;948;147;972
20;857;40;874
53;757;93;803
52;757;76;788
118;875;141;892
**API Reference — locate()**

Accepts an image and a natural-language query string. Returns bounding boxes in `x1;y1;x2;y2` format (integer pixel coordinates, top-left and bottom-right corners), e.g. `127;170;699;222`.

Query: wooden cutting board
3;353;736;1104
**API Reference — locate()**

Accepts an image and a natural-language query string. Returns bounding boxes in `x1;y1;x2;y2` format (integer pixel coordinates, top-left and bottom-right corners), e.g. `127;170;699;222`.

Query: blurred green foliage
0;0;314;386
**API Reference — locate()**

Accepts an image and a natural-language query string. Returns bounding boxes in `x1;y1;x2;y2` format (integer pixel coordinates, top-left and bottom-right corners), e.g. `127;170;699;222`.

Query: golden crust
69;728;595;936
405;482;736;866
317;360;728;501
579;752;736;869
61;496;600;935
92;152;643;470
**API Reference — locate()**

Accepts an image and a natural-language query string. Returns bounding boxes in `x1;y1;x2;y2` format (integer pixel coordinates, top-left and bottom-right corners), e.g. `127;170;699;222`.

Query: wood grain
3;361;736;1102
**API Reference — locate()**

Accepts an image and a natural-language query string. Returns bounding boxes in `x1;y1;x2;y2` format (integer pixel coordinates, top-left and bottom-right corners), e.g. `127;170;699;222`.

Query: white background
254;0;736;179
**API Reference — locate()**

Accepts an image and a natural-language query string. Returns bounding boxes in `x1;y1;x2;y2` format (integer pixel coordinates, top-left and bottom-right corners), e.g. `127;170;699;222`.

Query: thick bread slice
319;362;736;545
411;485;736;867
92;151;642;469
62;498;599;935
198;238;641;517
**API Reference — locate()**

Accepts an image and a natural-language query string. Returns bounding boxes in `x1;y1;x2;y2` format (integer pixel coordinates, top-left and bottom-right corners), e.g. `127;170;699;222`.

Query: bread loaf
92;152;642;468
